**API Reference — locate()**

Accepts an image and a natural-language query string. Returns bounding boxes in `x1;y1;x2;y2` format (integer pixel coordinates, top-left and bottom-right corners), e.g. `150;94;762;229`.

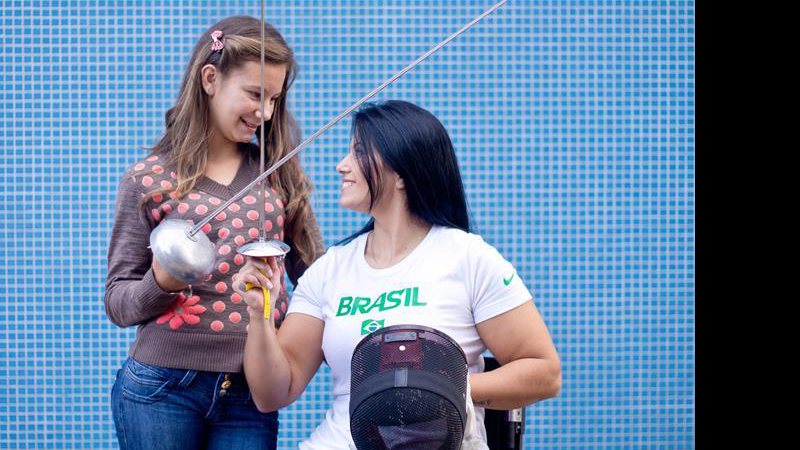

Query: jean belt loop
178;369;197;388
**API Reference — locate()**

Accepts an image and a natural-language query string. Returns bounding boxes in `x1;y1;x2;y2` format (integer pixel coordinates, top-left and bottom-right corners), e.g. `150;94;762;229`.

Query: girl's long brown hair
142;16;318;266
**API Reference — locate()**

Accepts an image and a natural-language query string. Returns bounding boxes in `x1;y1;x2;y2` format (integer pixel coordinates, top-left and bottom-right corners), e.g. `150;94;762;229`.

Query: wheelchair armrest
482;356;524;450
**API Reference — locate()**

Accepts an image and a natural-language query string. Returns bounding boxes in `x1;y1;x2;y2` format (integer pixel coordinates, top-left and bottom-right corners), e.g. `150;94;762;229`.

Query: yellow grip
244;270;271;319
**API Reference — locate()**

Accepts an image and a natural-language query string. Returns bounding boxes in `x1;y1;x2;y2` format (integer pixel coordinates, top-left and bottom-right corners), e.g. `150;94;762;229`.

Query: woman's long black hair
337;100;470;245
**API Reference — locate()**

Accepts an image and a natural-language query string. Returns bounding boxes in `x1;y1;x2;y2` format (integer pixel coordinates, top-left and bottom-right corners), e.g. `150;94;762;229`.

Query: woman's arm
237;257;325;413
470;301;562;410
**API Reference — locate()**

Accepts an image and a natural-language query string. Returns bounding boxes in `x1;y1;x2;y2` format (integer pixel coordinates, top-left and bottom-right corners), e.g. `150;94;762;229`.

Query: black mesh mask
349;324;469;450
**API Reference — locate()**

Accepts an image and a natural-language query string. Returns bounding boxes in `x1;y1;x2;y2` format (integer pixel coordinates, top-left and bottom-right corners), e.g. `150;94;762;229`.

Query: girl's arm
238;257;325;413
104;175;186;327
470;301;562;410
284;204;326;286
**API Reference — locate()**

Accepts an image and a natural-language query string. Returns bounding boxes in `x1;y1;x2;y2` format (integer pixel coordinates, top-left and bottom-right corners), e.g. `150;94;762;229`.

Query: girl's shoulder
122;153;177;187
124;153;174;178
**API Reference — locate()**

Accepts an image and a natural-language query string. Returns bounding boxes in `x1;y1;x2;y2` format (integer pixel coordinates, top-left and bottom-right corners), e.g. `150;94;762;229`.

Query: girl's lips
241;118;258;130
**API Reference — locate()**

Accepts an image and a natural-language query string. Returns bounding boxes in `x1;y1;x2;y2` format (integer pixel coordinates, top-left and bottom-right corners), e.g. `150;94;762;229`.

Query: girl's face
205;61;286;147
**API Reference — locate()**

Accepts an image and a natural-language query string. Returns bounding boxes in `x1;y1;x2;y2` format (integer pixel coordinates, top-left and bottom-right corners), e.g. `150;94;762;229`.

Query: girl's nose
255;105;273;121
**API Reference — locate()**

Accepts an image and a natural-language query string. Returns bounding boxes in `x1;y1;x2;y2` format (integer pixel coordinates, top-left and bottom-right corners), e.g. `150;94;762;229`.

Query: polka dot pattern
130;156;292;334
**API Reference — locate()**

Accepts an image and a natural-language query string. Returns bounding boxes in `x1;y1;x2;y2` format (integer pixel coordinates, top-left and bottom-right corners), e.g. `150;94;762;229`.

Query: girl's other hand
152;257;189;293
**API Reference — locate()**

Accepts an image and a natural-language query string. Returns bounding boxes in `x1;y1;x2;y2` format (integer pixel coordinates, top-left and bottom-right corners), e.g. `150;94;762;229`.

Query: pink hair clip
210;30;224;53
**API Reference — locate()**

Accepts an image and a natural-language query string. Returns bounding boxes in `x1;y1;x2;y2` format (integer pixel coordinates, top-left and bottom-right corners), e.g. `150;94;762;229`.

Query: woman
235;100;561;449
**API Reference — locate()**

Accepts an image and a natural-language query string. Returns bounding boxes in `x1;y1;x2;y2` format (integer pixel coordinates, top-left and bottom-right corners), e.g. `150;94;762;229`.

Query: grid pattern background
0;1;694;448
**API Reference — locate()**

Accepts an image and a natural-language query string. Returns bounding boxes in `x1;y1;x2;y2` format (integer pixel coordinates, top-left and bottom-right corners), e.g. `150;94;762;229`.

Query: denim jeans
111;357;279;450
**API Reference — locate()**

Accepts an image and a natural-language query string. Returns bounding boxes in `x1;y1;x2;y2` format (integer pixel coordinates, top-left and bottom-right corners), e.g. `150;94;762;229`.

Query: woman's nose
336;155;349;174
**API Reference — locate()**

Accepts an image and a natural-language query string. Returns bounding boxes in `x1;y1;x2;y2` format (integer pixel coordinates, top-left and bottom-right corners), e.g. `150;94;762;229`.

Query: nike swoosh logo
503;272;515;286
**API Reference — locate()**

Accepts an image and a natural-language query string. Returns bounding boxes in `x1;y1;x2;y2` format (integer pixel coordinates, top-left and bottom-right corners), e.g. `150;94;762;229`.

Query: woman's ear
395;175;406;190
201;64;218;96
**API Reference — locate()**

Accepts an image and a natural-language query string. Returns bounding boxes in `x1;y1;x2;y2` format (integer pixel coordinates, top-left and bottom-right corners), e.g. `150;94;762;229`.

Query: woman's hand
233;256;282;320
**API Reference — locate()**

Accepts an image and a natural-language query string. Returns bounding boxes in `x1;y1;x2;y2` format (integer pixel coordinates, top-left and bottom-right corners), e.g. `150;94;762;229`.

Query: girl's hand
233;256;282;320
152;257;189;293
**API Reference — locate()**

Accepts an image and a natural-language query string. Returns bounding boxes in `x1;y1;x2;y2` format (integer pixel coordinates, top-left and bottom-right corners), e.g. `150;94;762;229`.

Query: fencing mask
349;324;471;450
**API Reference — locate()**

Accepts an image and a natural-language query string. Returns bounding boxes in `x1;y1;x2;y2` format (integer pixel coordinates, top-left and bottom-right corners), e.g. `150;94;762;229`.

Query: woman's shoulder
433;225;485;247
322;234;364;260
431;226;501;262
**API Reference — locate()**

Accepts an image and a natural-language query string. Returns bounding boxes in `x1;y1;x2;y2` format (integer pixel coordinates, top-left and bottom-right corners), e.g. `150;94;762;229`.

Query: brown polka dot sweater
104;149;324;373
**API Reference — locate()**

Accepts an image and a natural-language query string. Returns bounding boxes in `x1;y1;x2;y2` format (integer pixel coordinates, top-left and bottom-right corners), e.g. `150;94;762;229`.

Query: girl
236;100;561;449
104;16;324;449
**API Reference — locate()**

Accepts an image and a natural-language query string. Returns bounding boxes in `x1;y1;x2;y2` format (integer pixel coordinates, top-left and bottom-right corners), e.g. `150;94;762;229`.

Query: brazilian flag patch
361;318;385;335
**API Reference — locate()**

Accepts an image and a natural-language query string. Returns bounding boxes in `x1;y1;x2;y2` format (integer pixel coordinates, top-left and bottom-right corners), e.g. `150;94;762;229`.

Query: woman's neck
365;208;431;269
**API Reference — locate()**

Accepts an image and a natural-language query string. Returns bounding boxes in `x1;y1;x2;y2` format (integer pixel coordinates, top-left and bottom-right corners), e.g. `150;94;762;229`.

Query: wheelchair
483;356;524;450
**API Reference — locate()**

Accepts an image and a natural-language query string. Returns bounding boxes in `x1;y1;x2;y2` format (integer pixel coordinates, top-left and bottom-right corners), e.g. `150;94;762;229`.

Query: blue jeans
111;357;278;450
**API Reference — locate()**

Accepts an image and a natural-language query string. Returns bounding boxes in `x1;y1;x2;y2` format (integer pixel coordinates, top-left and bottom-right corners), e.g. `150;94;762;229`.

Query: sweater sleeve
284;205;326;286
104;173;180;328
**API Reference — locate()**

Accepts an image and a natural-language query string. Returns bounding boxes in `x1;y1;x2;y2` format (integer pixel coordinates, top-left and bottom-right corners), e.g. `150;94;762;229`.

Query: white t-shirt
288;225;533;449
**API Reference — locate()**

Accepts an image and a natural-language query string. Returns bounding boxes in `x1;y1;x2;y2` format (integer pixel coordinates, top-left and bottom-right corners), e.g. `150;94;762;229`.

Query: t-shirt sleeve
287;249;331;321
467;235;533;324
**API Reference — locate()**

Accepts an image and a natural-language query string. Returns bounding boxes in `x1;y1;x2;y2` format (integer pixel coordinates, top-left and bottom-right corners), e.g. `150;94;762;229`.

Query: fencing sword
233;0;289;319
149;0;510;291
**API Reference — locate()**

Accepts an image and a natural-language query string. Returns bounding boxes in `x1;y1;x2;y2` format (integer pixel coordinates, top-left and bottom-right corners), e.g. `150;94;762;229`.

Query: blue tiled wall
0;1;694;448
